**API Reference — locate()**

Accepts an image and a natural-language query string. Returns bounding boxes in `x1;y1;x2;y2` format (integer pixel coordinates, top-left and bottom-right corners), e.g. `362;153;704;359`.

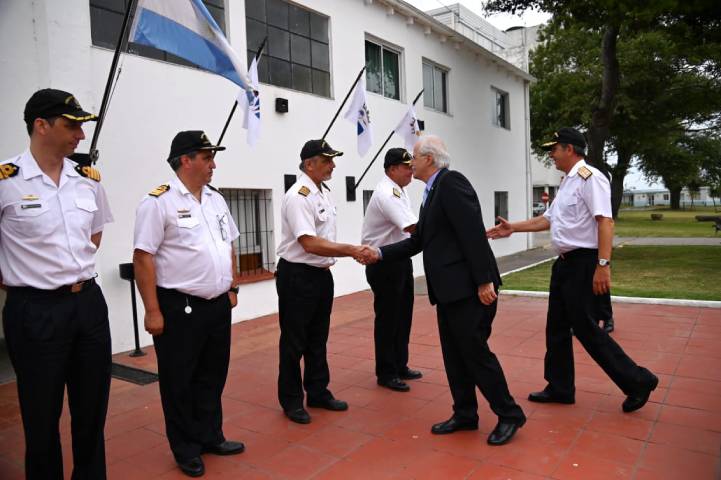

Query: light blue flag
129;0;250;90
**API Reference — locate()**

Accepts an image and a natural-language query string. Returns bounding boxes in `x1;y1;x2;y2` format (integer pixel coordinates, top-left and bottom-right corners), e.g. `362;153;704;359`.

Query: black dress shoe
602;317;615;333
622;374;659;413
377;377;410;392
399;368;423;380
487;418;526;446
430;416;478;435
176;456;204;477
284;407;311;424
202;440;245;455
528;389;575;404
307;397;348;411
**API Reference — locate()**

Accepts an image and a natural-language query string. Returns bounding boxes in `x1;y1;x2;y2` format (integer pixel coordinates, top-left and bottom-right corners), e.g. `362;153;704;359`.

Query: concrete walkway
615;237;721;246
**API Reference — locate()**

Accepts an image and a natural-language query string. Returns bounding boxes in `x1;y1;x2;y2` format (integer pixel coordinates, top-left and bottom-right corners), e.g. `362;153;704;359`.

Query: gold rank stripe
74;165;101;182
298;186;311;197
149;184;170;197
578;166;593;180
0;163;20;180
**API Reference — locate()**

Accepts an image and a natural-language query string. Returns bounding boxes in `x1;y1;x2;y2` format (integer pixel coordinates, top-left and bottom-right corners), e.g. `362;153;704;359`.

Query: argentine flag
238;57;261;147
130;0;250;90
343;76;374;156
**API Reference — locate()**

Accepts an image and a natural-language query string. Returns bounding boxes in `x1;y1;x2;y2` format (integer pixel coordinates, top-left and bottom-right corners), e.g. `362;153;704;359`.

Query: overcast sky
404;1;663;190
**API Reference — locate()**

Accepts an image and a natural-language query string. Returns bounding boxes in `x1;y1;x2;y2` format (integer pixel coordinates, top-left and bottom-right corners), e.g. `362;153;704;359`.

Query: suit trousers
276;258;334;411
436;295;525;424
3;283;111;480
365;258;414;380
153;287;231;462
545;249;654;397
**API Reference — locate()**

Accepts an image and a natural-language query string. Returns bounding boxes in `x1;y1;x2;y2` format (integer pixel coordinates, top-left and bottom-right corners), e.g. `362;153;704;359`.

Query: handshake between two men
350;245;381;265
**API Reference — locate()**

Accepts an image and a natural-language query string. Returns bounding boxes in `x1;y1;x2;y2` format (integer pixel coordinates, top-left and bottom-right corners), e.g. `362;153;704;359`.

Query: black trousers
596;291;613;322
545;249;654;397
436;295;525;424
275;258;334;411
365;259;414;380
3;283;111;480
153;287;231;461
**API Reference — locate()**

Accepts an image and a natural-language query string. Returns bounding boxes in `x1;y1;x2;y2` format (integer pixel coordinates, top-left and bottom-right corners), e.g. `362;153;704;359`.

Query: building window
219;188;276;281
492;87;510;129
663;194;669;200
365;39;401;100
422;60;448;112
494;191;508;225
89;0;226;67
246;0;331;97
362;190;374;215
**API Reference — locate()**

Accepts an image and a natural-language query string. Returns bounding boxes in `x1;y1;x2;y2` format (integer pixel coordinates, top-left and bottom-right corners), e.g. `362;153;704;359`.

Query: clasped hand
352;245;380;265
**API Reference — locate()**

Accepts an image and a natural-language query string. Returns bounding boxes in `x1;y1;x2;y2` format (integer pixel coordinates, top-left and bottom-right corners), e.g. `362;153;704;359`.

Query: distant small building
623;187;720;207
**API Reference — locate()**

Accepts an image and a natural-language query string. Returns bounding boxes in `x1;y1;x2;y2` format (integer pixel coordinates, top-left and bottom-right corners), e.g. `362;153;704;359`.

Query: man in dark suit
362;135;526;445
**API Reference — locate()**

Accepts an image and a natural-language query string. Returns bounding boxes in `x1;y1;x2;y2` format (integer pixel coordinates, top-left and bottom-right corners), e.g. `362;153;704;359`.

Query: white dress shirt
544;159;612;253
361;174;417;248
134;176;239;299
0;150;113;289
276;173;337;268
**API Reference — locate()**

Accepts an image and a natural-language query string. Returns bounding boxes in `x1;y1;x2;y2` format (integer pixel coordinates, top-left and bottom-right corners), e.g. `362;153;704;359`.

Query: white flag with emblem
237;56;261;147
343;76;373;156
394;105;421;151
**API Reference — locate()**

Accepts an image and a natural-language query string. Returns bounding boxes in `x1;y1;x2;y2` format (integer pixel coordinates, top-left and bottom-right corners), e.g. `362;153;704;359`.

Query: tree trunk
669;187;682;209
586;26;620;170
610;145;632;218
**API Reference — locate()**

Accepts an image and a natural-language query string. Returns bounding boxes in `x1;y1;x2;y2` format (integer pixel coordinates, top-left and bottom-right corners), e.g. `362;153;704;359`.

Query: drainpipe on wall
523;80;532;250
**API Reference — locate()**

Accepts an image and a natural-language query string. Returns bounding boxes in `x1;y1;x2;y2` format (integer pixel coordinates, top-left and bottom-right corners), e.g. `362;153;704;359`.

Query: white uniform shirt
133;176;240;299
276;173;337;268
361;174;417;248
0;150;113;289
543;159;612;253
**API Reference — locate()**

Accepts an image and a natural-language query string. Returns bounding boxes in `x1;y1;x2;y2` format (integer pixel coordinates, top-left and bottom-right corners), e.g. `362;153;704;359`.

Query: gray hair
168;151;197;171
416;135;450;169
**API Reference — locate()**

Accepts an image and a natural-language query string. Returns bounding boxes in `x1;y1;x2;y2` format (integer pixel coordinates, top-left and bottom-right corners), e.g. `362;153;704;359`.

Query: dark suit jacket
380;168;501;305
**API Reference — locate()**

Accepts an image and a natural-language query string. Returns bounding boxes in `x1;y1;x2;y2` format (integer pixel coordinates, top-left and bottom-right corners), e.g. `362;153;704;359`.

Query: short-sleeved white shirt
0;150;113;289
543;159;612;253
361;175;417;248
133;176;240;299
276;172;337;268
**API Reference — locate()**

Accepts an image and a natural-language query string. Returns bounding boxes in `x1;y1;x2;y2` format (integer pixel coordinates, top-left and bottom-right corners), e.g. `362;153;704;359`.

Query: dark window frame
492;87;510;129
364;37;402;101
494;191;509;225
246;0;331;97
89;0;228;68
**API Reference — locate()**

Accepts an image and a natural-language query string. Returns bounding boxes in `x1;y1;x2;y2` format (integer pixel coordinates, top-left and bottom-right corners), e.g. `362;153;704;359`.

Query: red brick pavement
1;292;720;479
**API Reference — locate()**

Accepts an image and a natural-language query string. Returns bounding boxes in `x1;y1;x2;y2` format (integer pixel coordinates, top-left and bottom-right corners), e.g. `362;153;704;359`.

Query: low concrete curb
500;290;721;309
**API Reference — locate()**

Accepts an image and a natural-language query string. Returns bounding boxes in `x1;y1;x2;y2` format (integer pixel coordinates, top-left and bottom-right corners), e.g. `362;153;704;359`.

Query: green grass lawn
502;245;721;301
615;207;721;237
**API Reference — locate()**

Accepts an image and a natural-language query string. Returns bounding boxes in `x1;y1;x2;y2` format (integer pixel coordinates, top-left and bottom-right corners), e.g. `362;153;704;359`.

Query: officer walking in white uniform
133;131;244;477
276;139;365;424
487;127;658;413
1;89;113;479
361;148;422;392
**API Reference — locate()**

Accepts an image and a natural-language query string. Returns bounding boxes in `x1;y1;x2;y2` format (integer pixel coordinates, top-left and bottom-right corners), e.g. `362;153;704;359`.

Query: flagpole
216;36;267;147
353;89;424;190
321;66;366;141
85;0;137;164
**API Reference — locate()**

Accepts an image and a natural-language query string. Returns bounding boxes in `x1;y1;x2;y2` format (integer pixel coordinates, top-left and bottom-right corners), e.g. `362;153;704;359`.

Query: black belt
9;278;96;296
559;248;598;260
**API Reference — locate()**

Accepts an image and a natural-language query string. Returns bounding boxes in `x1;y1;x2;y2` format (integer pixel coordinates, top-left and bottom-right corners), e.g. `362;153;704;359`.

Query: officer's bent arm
596;216;614;261
510;215;550;233
133;249;161;314
297;234;359;258
91;231;103;248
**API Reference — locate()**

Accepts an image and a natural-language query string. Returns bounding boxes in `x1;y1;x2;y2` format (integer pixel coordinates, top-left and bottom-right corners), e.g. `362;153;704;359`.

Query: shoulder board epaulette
0;163;20;181
149;184;170;197
321;182;331;191
578;166;593;180
75;164;101;182
207;184;223;196
392;188;401;198
298;186;311;197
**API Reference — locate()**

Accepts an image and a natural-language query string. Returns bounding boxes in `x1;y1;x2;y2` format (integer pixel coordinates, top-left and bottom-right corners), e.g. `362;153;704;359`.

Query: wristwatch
598;258;611;267
229;286;239;294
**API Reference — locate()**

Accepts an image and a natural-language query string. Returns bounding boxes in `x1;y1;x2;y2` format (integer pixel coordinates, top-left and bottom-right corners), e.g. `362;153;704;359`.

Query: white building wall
1;0;532;353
